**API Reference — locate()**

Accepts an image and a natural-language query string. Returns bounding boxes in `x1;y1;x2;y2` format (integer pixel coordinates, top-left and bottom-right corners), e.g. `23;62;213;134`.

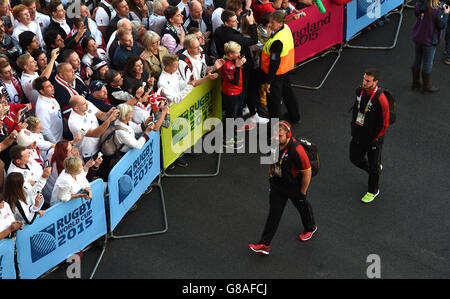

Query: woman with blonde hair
112;103;163;155
50;156;92;206
140;30;170;79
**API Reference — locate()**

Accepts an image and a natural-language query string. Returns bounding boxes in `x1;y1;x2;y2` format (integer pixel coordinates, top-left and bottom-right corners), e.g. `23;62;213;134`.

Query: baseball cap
16;129;38;147
89;80;106;93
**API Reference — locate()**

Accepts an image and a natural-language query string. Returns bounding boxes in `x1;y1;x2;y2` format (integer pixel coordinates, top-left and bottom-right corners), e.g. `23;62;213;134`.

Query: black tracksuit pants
267;72;300;122
349;138;383;194
259;183;315;246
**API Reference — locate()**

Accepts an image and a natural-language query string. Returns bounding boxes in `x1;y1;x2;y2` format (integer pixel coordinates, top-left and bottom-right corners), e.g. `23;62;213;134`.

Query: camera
92;152;103;161
241;8;252;17
77;189;90;196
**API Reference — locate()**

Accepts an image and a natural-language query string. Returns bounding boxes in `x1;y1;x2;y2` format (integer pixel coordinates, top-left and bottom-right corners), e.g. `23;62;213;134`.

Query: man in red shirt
249;121;317;255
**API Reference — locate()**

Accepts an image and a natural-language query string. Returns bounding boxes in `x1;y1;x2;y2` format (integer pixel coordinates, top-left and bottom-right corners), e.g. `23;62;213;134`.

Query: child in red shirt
218;41;246;149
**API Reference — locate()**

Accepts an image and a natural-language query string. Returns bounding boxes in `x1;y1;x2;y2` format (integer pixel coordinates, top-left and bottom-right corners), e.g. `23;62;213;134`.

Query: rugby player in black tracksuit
249;121;317;255
350;68;390;203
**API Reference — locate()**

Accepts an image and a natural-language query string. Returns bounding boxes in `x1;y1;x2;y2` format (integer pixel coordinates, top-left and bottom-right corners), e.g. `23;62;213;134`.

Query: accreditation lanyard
274;148;288;177
356;86;378;126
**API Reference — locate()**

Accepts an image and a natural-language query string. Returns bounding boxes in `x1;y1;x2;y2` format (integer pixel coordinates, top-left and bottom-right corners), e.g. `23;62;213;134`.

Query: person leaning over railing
41;140;101;204
50;156;92;206
113;102;169;156
4;172;45;225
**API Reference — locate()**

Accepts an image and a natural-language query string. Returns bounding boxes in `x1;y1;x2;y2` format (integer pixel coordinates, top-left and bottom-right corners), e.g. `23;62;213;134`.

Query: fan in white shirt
11;5;44;46
17;49;60;109
14;0;51;34
177;34;219;86
16;128;46;168
50;156;91;206
0;200;23;241
157;53;195;105
81;37;109;68
3;172;45;225
7;144;52;206
24;116;57;162
68;95;119;160
113;103;168;153
34;77;63;144
96;0;117;36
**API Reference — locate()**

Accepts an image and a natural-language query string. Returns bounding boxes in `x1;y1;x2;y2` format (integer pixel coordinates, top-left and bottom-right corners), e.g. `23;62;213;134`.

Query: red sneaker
299;226;317;242
248;243;270;255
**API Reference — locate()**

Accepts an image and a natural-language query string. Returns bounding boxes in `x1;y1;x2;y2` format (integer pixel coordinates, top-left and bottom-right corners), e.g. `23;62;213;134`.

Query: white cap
16;129;38;147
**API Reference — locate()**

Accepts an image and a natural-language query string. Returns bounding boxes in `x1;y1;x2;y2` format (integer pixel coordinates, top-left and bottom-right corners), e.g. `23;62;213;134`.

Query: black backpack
382;89;396;125
296;137;320;177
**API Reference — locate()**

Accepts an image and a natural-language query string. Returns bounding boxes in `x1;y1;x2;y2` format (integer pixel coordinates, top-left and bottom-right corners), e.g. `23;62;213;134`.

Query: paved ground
46;6;450;281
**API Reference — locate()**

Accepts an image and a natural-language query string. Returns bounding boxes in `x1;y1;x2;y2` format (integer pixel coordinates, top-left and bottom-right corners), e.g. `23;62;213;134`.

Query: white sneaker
249;112;269;124
242;106;250;116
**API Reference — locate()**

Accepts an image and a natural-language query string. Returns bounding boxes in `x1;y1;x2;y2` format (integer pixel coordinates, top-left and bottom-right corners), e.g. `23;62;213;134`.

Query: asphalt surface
46;6;450;280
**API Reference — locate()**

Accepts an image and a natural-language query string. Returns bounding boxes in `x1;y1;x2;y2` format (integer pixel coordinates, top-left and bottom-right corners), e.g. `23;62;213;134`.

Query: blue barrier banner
346;0;404;41
108;131;161;232
15;179;107;279
0;238;16;279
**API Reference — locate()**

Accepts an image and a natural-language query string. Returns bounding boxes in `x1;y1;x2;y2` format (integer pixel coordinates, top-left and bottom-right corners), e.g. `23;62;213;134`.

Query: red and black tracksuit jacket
351;86;390;145
271;137;311;190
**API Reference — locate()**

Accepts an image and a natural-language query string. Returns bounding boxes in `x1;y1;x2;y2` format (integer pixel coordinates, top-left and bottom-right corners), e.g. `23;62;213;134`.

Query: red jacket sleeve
375;93;390;141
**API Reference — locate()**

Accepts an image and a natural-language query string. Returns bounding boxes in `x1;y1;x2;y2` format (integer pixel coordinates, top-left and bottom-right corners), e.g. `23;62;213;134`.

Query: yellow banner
160;78;222;169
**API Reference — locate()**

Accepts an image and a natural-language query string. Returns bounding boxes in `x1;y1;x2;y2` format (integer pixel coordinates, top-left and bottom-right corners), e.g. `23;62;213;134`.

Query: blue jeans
412;43;437;73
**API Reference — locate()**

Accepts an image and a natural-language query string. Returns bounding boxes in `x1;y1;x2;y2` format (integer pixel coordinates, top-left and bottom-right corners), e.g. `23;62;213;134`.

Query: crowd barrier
5;179;107;279
107;130;167;237
291;0;408;89
0;238;16;279
161;77;222;177
345;0;404;49
290;0;344;64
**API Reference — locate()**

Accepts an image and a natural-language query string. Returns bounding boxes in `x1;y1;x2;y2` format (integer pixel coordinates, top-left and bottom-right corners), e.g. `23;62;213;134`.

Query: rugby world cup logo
30;224;57;263
118;166;134;205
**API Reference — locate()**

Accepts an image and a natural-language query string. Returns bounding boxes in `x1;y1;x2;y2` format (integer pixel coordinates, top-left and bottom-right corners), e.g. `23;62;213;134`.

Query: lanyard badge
274;149;288;177
355;87;378;127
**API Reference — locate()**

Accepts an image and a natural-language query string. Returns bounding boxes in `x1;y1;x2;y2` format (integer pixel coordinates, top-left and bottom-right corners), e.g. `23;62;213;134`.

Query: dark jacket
270;137;311;191
182;14;212;34
46;18;74;40
213;24;258;70
351;86;390;145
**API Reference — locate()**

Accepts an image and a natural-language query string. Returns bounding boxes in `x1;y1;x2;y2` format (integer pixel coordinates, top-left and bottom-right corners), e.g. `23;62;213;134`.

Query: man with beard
248;121;317;255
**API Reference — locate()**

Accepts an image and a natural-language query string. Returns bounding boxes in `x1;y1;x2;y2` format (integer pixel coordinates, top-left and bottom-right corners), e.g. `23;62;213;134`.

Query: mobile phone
21;105;29;113
44;160;50;167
